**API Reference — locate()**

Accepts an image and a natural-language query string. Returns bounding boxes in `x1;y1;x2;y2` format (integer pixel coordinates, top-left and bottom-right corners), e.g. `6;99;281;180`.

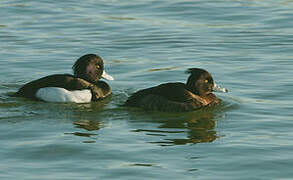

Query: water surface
1;0;293;179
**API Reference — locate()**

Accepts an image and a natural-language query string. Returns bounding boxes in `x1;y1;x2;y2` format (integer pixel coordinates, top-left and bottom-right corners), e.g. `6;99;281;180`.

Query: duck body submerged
125;68;228;112
125;82;211;112
16;74;83;99
36;87;92;103
15;54;113;103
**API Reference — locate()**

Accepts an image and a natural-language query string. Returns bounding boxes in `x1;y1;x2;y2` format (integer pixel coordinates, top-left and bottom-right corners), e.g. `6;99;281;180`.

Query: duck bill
213;83;228;93
101;70;114;81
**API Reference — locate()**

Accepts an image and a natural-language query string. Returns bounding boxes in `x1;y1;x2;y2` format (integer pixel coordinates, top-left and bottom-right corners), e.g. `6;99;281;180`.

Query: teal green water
1;0;293;179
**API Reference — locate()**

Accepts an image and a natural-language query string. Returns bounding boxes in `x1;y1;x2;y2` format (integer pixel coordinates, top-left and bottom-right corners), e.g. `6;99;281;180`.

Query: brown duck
125;68;227;112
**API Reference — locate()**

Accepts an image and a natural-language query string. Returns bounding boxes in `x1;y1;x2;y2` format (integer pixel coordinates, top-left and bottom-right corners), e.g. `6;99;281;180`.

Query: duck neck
186;80;199;95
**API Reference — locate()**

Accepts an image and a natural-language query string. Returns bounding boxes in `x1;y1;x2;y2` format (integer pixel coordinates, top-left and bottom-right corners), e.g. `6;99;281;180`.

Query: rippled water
1;0;293;179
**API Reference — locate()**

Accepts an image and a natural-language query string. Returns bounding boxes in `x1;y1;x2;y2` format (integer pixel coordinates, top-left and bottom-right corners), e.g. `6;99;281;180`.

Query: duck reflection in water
131;106;223;146
126;68;228;145
64;102;110;141
65;118;102;143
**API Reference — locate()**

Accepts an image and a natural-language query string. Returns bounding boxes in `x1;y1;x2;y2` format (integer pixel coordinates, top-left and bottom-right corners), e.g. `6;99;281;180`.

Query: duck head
186;68;227;96
72;54;114;83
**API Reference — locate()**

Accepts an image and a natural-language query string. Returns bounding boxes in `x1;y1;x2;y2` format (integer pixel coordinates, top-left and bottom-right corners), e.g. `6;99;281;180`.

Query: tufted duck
125;68;227;112
15;54;114;102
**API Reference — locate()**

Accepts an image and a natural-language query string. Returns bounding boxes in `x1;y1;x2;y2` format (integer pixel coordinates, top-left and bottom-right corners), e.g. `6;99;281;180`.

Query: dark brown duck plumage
15;54;112;100
125;68;221;112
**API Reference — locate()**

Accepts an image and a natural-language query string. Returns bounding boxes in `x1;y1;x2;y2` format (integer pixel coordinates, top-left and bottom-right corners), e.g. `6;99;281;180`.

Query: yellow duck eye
204;79;208;83
96;65;100;69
